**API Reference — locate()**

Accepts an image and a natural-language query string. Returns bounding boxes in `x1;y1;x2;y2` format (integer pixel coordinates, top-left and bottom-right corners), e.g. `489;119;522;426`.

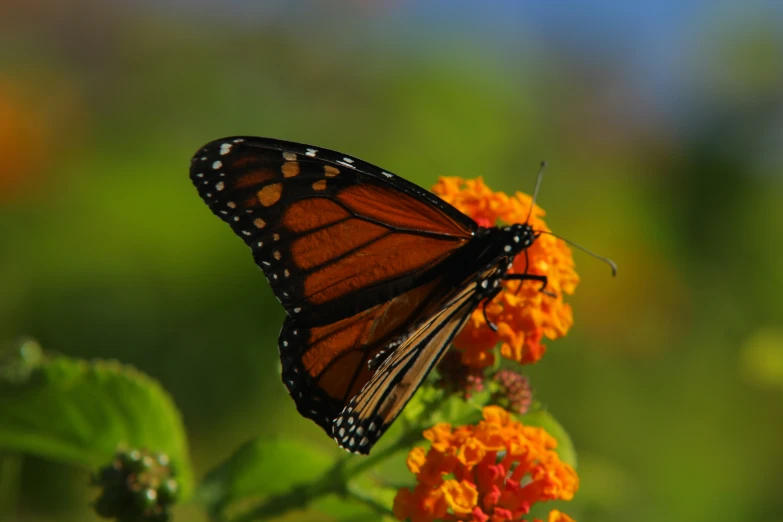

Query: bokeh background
2;1;783;521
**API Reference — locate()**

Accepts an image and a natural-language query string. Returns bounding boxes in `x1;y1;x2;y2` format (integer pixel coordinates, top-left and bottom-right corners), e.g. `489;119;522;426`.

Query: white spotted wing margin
331;275;489;455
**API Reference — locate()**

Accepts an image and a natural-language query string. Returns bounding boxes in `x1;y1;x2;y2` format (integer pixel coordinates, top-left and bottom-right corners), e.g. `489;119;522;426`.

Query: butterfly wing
332;268;497;453
190;137;477;324
282;265;499;454
191;137;490;451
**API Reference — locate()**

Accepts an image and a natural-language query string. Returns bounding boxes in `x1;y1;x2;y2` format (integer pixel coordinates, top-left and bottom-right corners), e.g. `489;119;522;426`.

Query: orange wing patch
315;350;371;401
302;233;463;305
257;183;283;206
282;161;300;178
337;184;473;238
301;278;444;401
282;198;351;233
290;218;388;271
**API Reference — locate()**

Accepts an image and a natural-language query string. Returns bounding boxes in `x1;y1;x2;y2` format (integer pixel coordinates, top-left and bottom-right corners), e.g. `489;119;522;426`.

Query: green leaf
402;382;487;429
345;474;396;514
520;410;577;468
0;345;192;497
197;437;334;518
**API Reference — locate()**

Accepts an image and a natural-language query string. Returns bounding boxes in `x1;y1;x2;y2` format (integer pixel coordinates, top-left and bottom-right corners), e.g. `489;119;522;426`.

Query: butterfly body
191;137;542;454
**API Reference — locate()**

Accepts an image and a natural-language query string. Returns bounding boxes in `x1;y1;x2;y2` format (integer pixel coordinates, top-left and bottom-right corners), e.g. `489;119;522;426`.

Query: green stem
344;481;394;516
230;389;449;521
231;426;422;522
345;428;422;478
0;453;23;521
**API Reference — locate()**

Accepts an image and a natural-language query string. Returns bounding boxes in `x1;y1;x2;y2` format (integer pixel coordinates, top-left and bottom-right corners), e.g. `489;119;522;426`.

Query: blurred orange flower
393;406;578;522
432;177;579;368
0;86;48;203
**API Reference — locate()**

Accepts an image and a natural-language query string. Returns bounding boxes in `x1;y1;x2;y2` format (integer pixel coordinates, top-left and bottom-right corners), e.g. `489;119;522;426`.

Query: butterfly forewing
190;137;477;322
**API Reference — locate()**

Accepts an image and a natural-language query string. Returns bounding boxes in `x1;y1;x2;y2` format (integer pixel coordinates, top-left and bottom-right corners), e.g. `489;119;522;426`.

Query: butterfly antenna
525;161;548;223
537;231;618;277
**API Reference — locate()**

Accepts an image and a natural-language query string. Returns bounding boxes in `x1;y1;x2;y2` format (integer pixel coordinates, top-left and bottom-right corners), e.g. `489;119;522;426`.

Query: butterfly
189;137;613;454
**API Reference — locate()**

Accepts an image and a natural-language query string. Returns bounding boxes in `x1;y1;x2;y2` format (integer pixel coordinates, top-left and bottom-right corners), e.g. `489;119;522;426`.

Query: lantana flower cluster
394;178;583;522
393;406;578;522
432;177;579;369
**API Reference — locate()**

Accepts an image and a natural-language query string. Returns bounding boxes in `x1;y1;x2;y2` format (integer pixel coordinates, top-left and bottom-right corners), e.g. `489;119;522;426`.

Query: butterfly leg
480;285;504;332
507;251;556;297
483;299;499;332
504;273;556;298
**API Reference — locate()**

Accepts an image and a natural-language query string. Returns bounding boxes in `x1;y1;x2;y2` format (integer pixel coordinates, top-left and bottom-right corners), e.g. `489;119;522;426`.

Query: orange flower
541;510;575;522
393;406;578;522
431;177;579;368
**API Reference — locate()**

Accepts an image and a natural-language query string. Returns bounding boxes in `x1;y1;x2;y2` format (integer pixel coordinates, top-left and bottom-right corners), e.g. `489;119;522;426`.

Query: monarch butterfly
190;137;614;454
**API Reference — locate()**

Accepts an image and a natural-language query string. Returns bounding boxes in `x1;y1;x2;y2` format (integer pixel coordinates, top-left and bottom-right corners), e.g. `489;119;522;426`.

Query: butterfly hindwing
280;265;500;454
332;269;499;453
278;274;457;437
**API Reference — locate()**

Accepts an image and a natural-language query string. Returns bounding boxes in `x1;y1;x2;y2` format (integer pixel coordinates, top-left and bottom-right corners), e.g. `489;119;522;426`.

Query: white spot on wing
220;143;232;155
382;171;393;178
216;181;225;191
212;160;222;170
337;158;356;169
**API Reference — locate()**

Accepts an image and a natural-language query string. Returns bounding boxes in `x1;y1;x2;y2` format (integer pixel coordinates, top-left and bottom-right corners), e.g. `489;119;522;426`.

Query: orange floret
393;406;578;522
431;177;579;368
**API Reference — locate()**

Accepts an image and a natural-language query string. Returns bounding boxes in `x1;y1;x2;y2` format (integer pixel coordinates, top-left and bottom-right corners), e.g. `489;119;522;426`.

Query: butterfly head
501;223;537;256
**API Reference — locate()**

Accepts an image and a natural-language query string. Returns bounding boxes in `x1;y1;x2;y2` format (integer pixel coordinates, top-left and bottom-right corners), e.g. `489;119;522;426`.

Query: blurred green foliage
0;342;191;497
1;2;782;521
